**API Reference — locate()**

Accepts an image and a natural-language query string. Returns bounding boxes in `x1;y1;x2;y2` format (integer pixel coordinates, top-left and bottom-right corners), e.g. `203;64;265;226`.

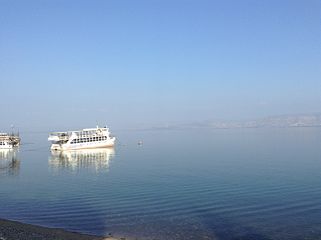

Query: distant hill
208;113;321;129
250;114;321;128
150;114;321;130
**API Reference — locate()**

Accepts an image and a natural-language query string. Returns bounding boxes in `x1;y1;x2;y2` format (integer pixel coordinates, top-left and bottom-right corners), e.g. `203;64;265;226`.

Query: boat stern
50;144;62;151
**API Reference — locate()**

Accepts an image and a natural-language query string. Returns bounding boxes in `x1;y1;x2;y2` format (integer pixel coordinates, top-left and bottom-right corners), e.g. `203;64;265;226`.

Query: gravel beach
0;219;123;240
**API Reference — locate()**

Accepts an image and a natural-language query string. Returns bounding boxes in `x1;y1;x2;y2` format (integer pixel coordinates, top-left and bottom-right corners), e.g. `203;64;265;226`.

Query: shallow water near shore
1;128;321;240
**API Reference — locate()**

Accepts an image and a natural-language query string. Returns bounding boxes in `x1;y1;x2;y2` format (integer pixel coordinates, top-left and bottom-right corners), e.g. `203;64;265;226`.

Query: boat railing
49;128;109;140
0;135;18;140
49;132;70;141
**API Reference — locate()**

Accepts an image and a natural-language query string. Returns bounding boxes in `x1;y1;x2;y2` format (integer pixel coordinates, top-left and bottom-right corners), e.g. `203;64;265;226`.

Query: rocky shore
0;219;123;240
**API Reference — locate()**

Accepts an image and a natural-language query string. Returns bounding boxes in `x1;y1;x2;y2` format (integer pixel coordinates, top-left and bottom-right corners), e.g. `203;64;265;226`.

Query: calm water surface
1;128;321;240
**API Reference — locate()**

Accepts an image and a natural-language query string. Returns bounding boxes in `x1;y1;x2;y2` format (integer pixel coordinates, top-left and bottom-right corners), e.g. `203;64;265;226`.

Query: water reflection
0;149;20;176
49;148;115;173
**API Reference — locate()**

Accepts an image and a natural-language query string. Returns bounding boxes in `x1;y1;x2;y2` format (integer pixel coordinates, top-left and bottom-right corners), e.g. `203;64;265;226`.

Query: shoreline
0;218;124;240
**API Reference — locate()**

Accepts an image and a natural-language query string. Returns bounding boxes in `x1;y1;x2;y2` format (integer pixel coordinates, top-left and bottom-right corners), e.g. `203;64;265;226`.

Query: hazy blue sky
0;0;320;131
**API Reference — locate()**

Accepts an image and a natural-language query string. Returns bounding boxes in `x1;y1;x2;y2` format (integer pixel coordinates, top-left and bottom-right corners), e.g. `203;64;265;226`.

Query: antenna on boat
10;124;14;136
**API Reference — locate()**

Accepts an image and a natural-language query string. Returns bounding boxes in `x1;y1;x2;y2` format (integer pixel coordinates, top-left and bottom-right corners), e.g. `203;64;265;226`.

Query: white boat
48;126;116;150
0;133;20;149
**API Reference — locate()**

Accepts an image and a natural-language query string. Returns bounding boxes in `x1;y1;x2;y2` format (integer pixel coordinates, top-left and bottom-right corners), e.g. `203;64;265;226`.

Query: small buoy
138;140;143;145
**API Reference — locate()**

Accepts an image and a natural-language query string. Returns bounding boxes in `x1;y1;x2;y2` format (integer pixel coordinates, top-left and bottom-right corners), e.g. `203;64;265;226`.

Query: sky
0;0;320;131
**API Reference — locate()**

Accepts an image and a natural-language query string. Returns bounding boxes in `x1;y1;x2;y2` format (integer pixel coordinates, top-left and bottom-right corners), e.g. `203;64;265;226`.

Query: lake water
0;128;321;240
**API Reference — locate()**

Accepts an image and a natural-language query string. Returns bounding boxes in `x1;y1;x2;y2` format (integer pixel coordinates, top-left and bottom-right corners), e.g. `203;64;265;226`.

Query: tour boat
0;133;20;149
48;126;116;150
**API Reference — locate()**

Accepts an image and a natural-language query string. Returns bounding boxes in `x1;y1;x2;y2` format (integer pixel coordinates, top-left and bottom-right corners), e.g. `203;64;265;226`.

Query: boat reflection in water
0;149;20;176
49;148;115;173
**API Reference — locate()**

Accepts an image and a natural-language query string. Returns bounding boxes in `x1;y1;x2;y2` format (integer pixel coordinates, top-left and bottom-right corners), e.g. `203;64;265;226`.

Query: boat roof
50;127;108;135
0;133;19;137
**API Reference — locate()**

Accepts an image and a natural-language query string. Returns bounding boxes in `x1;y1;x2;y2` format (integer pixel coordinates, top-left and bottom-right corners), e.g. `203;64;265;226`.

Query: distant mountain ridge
206;113;321;129
249;113;321;128
151;113;321;130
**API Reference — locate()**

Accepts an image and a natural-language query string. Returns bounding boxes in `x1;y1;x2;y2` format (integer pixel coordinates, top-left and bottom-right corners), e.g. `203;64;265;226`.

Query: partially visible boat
48;126;116;150
0;133;20;149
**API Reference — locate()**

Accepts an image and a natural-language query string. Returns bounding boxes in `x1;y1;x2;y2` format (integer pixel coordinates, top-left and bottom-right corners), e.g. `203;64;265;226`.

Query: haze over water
0;127;321;240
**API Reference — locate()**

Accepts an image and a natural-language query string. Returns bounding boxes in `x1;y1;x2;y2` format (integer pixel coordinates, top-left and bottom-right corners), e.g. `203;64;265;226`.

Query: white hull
51;138;115;151
0;145;13;149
